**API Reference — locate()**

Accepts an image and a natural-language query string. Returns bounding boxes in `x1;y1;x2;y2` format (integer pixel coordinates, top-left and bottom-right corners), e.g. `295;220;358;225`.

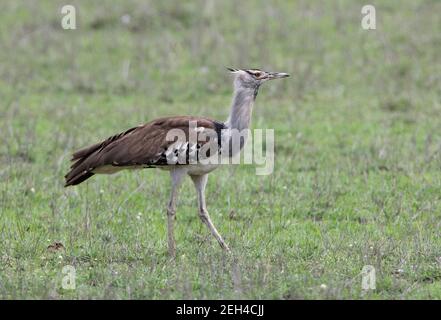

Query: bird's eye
253;72;262;78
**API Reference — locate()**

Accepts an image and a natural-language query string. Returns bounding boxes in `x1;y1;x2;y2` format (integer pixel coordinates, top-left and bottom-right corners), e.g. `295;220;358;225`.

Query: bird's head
227;67;289;89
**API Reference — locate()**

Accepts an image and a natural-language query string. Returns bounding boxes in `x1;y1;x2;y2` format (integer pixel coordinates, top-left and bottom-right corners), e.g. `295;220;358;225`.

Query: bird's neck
225;86;258;131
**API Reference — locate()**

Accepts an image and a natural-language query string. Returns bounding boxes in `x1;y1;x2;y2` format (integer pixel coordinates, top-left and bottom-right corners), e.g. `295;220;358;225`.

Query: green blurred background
1;0;441;299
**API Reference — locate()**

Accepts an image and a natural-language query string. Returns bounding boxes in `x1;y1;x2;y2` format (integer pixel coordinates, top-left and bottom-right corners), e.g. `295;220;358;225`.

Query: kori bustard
65;68;289;256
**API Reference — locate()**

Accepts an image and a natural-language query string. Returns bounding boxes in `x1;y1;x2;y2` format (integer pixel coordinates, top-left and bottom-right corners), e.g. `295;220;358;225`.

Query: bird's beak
267;72;290;80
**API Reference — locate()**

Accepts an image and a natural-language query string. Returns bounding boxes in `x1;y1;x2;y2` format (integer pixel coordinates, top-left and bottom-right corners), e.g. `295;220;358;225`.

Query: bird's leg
190;174;230;253
167;169;185;258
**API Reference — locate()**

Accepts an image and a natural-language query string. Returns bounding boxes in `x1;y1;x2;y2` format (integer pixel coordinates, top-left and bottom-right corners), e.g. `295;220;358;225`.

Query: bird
64;67;289;257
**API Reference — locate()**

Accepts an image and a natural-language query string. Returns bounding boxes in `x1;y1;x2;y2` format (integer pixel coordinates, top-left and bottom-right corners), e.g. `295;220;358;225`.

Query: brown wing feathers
64;116;223;187
64;126;141;186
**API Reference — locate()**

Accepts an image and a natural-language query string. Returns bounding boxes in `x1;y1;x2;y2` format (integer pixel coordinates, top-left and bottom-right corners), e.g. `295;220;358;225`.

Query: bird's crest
226;67;240;73
227;67;263;75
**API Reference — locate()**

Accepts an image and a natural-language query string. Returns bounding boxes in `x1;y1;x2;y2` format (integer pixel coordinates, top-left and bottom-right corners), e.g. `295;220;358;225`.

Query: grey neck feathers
225;85;258;131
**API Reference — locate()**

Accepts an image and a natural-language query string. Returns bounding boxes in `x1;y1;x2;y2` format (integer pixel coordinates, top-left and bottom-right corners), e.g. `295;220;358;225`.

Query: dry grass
0;0;441;299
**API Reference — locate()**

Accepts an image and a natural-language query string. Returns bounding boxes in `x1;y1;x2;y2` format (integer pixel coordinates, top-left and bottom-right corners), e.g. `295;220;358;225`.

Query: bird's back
64;116;225;186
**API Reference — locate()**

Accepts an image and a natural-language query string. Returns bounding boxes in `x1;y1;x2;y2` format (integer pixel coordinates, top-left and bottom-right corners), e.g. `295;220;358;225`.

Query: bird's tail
65;126;140;187
64;169;94;187
64;142;102;187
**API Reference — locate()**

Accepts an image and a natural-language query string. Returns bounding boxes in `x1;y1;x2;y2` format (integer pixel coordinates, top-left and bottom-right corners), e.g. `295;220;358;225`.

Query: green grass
1;0;441;299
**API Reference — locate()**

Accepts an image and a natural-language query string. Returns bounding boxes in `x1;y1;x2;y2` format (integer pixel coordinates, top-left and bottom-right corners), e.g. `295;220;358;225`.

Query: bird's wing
65;116;224;186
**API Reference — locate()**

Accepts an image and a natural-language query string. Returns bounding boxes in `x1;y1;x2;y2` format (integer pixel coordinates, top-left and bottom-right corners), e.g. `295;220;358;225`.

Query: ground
1;0;441;299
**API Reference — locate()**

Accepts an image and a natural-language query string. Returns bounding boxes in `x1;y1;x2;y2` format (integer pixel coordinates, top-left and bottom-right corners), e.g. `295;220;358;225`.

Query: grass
1;0;441;299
